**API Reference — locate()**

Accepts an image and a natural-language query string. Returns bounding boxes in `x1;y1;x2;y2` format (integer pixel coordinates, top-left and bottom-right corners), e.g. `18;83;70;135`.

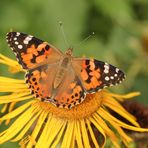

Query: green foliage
0;0;148;147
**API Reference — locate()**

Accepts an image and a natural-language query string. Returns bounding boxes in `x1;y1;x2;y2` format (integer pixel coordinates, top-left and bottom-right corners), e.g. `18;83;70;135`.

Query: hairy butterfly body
6;32;125;109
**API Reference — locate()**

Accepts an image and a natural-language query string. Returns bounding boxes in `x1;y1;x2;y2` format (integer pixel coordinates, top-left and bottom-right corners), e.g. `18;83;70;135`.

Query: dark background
0;0;148;147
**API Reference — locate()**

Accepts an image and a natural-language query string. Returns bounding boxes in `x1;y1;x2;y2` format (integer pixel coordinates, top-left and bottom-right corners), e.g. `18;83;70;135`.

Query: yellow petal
74;120;84;148
35;115;52;147
45;119;65;148
8;102;16;112
0;54;24;73
99;108;133;144
99;108;148;132
61;120;74;148
89;117;106;147
50;121;67;148
0;92;31;103
86;119;100;148
103;95;136;120
26;111;49;148
0;77;24;83
103;98;139;127
80;119;91;148
0;104;39;144
19;135;36;148
93;113;120;148
1;104;8;113
107;91;140;101
11;110;42;142
0;100;34;120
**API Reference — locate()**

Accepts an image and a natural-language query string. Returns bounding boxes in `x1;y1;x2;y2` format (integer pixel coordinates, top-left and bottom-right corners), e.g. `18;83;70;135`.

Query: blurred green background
0;0;148;147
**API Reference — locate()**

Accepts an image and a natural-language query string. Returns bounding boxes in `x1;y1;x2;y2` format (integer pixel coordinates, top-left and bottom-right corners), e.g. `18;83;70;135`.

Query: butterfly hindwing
6;32;62;69
25;63;59;100
52;69;86;109
72;58;125;93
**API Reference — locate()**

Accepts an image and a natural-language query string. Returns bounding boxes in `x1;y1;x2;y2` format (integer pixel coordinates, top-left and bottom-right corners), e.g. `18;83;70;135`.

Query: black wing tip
112;69;126;86
6;31;17;37
6;32;18;43
6;32;26;39
118;70;126;83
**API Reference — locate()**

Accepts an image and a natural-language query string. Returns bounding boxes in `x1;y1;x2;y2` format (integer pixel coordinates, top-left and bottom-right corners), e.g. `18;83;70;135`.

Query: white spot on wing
104;69;109;74
105;76;110;81
116;68;119;73
16;32;20;36
104;63;110;74
18;45;23;49
111;76;114;79
15;41;19;45
23;36;32;44
26;36;32;40
104;65;109;69
10;47;14;51
14;52;17;56
114;74;117;77
24;40;29;44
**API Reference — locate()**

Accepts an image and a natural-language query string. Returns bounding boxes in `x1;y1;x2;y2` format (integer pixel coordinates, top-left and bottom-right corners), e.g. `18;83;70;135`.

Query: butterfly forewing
72;58;125;93
6;32;62;69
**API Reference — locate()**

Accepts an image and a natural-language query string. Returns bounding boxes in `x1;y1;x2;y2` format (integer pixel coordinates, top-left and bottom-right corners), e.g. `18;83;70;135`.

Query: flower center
36;91;103;120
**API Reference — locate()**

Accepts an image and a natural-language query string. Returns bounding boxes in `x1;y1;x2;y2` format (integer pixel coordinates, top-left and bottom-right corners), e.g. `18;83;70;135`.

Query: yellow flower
0;54;148;148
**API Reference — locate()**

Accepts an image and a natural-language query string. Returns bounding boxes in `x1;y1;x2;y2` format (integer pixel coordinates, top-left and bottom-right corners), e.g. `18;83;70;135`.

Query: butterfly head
65;47;73;56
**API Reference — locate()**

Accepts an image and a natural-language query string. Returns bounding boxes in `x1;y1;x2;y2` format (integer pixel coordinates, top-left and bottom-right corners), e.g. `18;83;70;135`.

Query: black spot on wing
31;54;36;63
45;45;50;51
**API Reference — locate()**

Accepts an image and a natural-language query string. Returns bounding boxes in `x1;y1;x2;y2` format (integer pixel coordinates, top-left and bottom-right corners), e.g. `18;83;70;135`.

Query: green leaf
94;0;134;25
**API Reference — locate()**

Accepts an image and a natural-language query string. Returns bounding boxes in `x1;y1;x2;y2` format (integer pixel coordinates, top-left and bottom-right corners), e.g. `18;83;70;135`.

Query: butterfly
6;32;125;109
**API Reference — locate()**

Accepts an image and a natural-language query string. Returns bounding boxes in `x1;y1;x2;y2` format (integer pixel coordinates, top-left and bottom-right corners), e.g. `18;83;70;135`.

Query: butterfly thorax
53;55;71;89
65;47;73;56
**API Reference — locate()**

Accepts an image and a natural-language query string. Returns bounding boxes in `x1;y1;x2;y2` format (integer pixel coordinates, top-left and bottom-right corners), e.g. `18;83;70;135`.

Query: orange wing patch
73;58;125;94
80;59;102;92
51;73;86;109
25;68;49;99
55;84;85;109
21;43;52;68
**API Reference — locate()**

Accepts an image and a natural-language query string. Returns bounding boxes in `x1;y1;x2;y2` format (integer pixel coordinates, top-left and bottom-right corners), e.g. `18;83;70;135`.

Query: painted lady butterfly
6;32;125;109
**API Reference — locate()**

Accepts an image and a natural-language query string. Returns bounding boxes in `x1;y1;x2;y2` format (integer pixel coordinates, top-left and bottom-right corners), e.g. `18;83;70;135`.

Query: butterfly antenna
59;21;69;48
74;32;95;48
